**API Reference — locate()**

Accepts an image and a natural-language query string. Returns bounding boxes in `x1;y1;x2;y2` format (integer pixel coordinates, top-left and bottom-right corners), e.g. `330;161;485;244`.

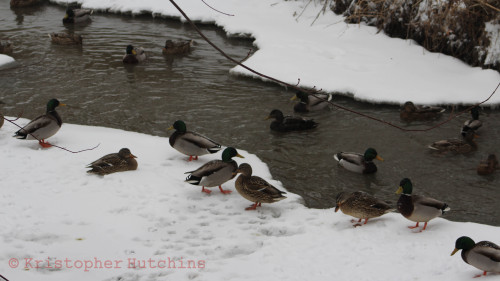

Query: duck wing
15;114;55;138
185;160;226;178
335;152;364;165
182;131;220;150
474;241;500;262
247;176;286;196
412;194;449;212
87;153;125;168
73;9;92;17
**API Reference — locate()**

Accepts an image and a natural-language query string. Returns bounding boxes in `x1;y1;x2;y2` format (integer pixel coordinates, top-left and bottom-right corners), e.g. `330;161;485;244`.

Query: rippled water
1;2;499;226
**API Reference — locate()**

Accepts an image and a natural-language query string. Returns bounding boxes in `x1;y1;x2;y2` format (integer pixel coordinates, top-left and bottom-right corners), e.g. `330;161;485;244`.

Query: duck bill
290;95;298;101
132;50;137;55
59;103;67;106
264;116;271;120
236;153;244;158
130;154;138;158
396;186;403;194
376;155;384;161
64;14;69;19
450;248;459;256
167;125;174;131
334;206;339;212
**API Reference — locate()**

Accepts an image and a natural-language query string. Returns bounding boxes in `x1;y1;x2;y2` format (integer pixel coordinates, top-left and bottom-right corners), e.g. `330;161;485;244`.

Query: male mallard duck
400;101;445;122
14;99;65;148
0;40;13;54
477;154;498;175
234;163;287;210
333;148;383;174
451;236;500;278
335;191;394;225
291;90;332;113
168;120;221;161
10;0;40;8
162;39;193;55
62;8;92;24
185;147;244;194
396;178;450;231
265;109;318;132
461;106;482;134
122;45;146;64
48;32;82;45
428;128;477;154
87;148;138;175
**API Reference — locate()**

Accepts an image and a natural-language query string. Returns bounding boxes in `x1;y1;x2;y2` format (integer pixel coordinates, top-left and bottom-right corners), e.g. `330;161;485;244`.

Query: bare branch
200;0;234;16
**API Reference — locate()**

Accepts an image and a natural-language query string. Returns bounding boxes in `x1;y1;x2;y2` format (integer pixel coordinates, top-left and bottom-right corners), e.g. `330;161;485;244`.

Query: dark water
1;2;499;226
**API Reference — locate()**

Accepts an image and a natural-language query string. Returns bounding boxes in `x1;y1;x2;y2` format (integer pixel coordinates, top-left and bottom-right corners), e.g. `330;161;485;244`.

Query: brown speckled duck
451;236;500;278
400;101;445;122
428;128;477;154
162;39;193;55
335;191;394;225
87;148;138;175
477;154;498;175
49;32;82;45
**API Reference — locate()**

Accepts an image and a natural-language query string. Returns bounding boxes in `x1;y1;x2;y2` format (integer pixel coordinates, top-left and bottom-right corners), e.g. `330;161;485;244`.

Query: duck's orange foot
201;187;212;194
39;140;52;148
188;155;199;161
473;271;487;278
218;186;232;194
408;222;420;229
245;202;259;211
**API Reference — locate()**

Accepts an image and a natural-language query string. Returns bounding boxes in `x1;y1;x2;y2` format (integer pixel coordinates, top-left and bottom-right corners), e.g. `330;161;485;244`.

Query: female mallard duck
185;147;244;194
477;154;498;175
451;236;500;277
333;148;383;174
168;120;221;161
123;45;146;64
162;39;193;55
49;32;82;45
335;191;393;225
10;0;40;8
234;163;287;210
396;178;450;231
461;106;482;134
428;128;477;153
265;109;318;132
291;90;332;113
400;101;445;122
62;8;92;24
14;99;65;148
0;40;13;54
87;148;138;175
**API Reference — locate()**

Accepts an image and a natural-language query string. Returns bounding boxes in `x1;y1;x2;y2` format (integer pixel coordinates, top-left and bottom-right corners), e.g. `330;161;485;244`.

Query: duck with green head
334;148;383;174
291;90;332;113
451;236;500;278
265;109;318;132
396;178;450;231
14;99;66;148
87;148;138;175
185;147;244;194
335;191;394;226
62;7;92;24
123;45;146;64
168;120;221;161
461;106;482;135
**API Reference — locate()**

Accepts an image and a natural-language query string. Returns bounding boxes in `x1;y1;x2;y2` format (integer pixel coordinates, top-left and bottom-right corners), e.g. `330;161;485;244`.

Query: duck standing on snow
428;127;477;154
49;32;82;45
291;90;332;113
265;109;318;132
62;7;92;24
400;101;445;122
451;236;500;278
185;147;244;194
123;45;146;64
168;120;221;161
234;163;287;210
162;39;193;55
461;106;482;135
335;191;394;226
333;148;383;174
396;178;450;231
87;148;138;175
14;99;65;148
477;154;498;175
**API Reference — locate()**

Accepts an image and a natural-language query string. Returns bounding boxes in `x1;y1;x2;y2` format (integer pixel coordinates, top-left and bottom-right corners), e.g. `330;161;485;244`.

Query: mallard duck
461;106;482;134
14;99;65;148
87;148;138;175
477;154;498;175
0;112;4;128
49;33;82;45
265;109;318;132
10;0;40;8
291;90;332;113
234;163;287;210
335;191;393;225
168;120;221;161
333;148;383;174
0;40;13;54
122;45;146;64
428;128;477;153
63;8;92;24
162;39;193;55
451;236;500;277
400;101;445;122
185;147;244;194
396;178;450;231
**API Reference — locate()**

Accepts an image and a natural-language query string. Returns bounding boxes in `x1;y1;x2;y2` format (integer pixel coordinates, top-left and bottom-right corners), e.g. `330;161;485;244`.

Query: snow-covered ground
49;0;500;105
0;54;15;68
1;119;499;281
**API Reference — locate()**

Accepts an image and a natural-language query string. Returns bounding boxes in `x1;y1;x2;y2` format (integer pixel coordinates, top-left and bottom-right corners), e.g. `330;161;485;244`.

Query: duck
461;106;482;134
49;32;82;45
0;112;4;128
162;39;193;55
477;154;498;175
122;45;146;64
335;191;394;225
14;99;65;148
400;101;445;122
10;0;40;8
291;90;332;113
265;109;318;132
451;236;500;278
62;8;92;24
185;147;244;194
0;40;13;54
396;178;450;231
87;148;138;175
428;127;477;153
234;163;287;210
168;120;221;161
333;148;383;174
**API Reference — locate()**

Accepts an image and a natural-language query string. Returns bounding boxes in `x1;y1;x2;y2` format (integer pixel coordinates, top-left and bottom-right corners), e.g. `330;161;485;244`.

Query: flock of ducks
2;1;500;277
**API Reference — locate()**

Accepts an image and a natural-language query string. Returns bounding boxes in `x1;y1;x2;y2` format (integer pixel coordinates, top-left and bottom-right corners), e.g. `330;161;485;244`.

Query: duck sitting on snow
62;8;92;24
400;101;445;122
451;236;500;278
234;163;287;210
428;127;477;154
335;191;394;226
87;148;138;175
396;178;450;231
185;147;244;194
265;109;318;132
477;154;498;175
291;90;332;113
461;106;482;135
123;45;146;64
162;39;193;55
168;120;221;161
14;98;65;148
333;148;383;174
49;32;82;45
